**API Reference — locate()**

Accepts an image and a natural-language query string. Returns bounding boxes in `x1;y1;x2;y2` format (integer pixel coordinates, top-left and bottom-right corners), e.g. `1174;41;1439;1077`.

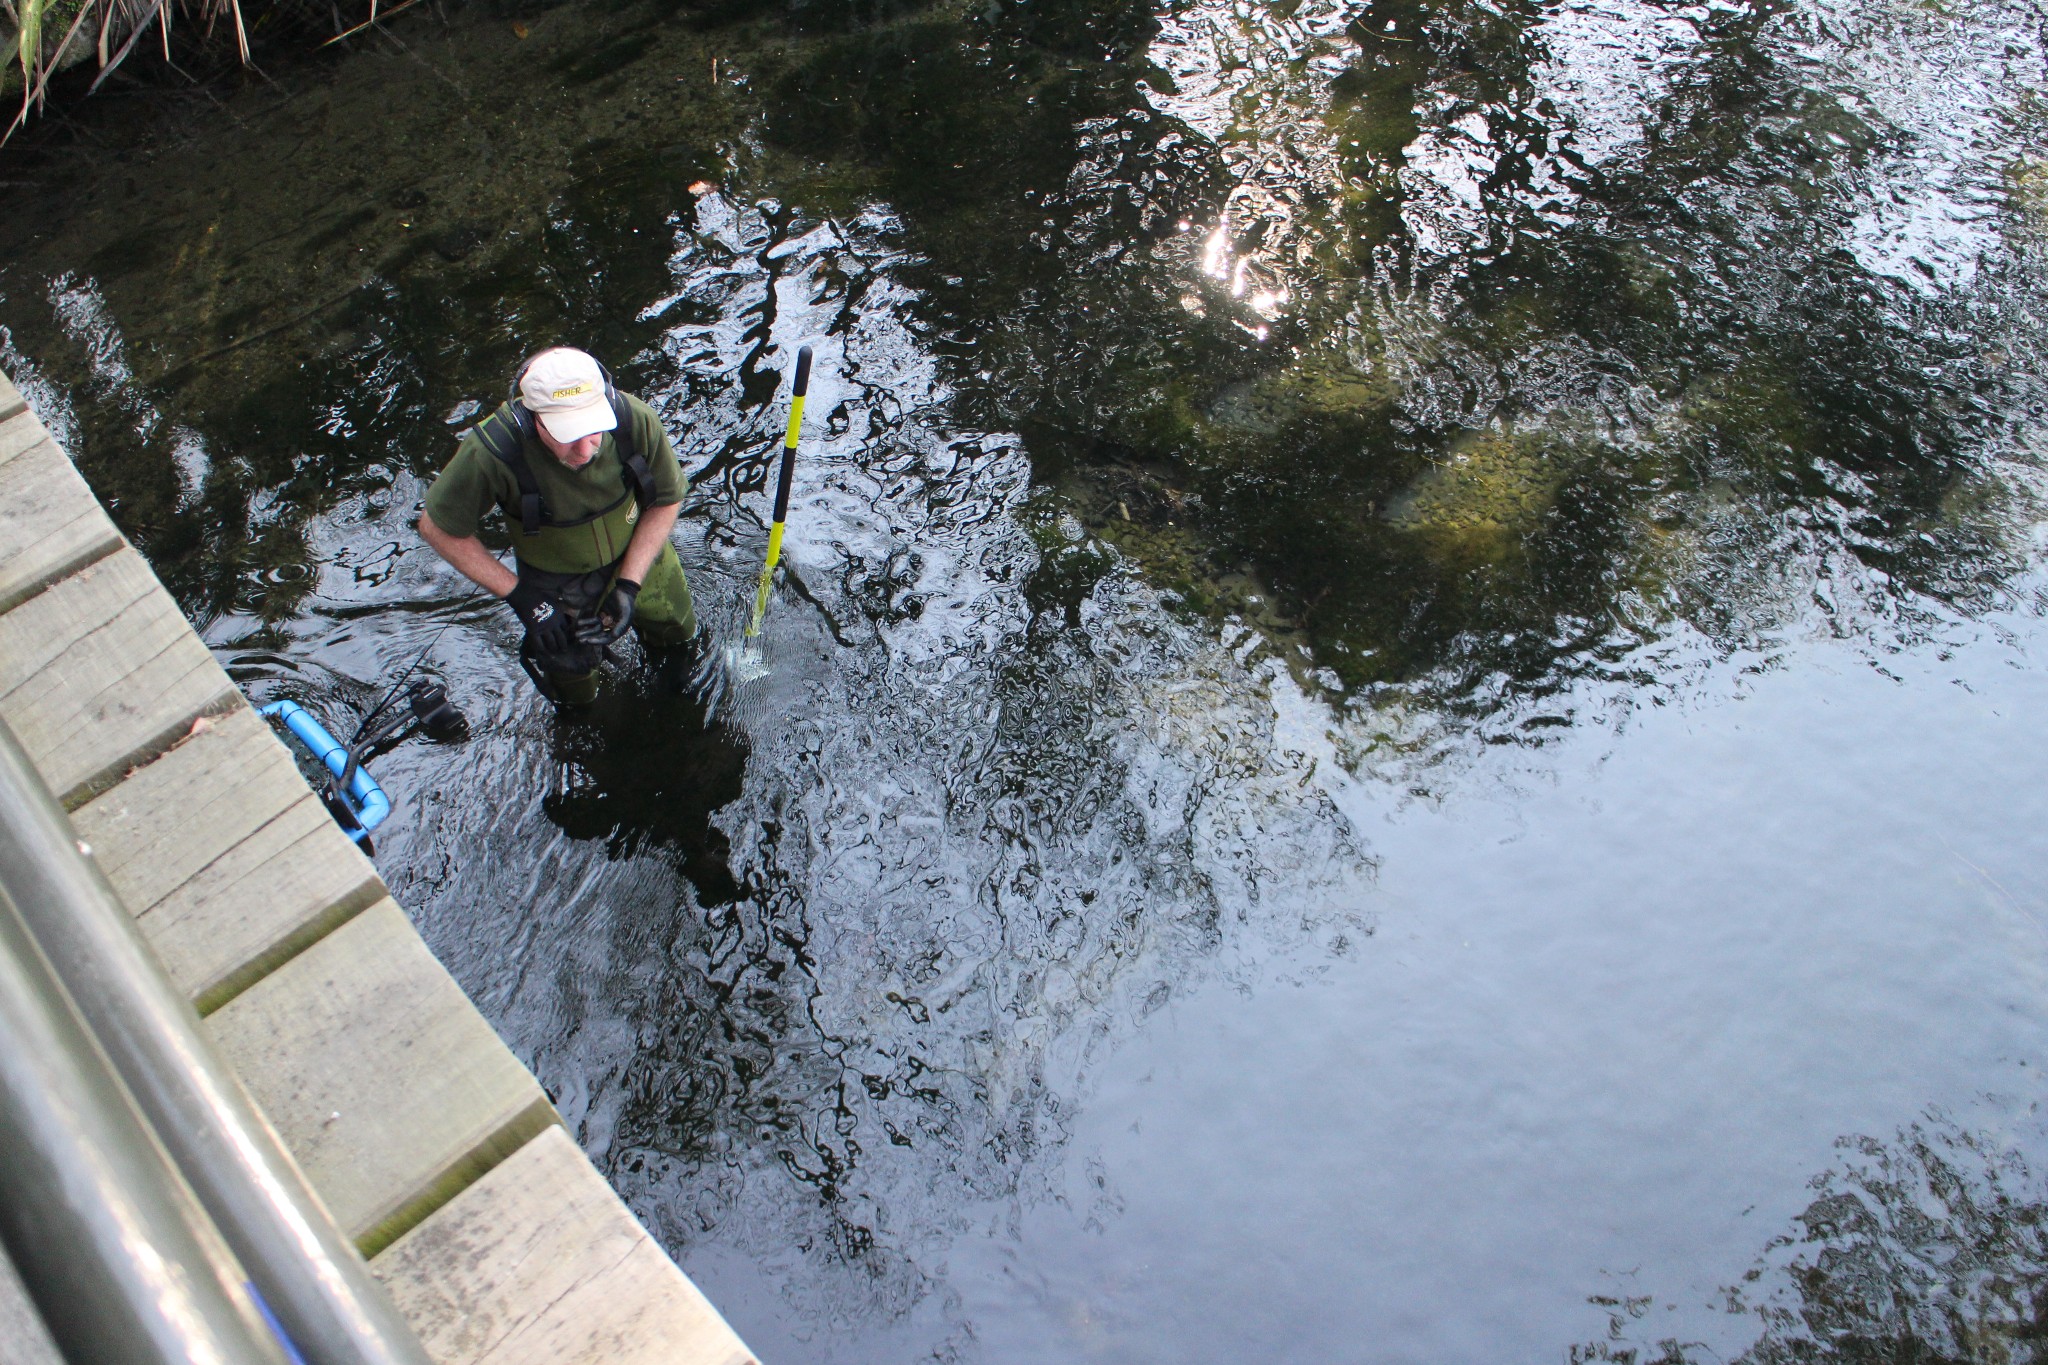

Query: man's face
536;424;604;470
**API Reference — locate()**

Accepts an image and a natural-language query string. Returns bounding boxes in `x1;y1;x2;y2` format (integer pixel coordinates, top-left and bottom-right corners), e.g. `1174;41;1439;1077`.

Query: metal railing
0;875;287;1363
0;720;434;1365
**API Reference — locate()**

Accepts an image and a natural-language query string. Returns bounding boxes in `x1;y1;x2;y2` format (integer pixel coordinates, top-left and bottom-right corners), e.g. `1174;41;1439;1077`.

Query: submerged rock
1382;429;1562;560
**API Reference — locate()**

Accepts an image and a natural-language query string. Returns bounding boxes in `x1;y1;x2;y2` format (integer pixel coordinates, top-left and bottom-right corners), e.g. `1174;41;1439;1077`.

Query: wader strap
606;386;657;508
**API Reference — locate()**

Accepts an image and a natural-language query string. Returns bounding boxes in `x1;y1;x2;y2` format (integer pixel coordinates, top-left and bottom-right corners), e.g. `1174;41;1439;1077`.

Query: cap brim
537;400;618;444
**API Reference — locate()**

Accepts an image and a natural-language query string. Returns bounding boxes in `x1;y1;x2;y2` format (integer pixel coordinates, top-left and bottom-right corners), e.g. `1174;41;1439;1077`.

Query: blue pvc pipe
257;701;390;842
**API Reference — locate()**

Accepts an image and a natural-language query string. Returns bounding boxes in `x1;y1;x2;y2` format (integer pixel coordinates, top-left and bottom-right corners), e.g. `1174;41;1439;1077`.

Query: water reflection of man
541;666;749;904
417;347;697;704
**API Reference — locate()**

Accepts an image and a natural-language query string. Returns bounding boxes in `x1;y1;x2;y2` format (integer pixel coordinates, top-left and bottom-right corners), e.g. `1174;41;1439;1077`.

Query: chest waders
473;396;657;573
474;396;657;701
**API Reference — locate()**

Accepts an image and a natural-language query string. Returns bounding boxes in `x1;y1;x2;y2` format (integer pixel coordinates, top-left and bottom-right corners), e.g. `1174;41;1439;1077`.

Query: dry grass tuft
1;0;388;139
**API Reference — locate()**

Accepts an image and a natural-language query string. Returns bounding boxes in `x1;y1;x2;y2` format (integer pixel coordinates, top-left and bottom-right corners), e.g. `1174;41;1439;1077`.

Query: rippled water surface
5;0;2048;1358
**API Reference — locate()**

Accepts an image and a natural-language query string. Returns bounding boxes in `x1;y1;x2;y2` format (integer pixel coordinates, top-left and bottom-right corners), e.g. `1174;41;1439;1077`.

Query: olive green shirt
423;392;686;541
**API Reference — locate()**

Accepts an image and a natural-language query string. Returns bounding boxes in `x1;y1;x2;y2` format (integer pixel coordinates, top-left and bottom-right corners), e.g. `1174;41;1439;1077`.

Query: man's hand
579;578;639;646
507;580;573;657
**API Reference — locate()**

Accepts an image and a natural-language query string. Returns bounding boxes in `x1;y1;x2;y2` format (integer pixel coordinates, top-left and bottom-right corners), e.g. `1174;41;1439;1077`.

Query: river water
4;0;2048;1358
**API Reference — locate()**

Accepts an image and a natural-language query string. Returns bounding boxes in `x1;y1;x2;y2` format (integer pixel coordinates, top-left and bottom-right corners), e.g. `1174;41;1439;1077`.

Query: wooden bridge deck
0;368;756;1365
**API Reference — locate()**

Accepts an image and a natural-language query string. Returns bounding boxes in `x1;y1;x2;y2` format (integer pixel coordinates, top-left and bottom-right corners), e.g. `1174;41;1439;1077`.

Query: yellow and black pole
745;343;812;640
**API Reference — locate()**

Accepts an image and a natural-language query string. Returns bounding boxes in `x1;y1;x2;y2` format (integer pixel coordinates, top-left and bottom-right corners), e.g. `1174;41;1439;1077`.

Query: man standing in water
417;346;697;704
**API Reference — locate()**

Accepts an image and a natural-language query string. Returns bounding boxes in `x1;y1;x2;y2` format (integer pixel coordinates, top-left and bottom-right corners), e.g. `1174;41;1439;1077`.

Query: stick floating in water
745;343;812;641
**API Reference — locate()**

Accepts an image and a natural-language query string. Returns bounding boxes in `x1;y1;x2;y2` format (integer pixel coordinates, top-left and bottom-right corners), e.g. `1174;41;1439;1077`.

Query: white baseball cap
518;347;619;444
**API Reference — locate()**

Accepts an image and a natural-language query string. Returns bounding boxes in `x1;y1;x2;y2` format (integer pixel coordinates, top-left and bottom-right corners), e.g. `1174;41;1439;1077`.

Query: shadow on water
541;661;750;905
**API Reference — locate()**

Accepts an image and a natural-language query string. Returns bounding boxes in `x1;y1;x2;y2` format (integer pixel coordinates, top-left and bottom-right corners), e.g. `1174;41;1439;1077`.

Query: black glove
506;580;572;657
579;577;639;646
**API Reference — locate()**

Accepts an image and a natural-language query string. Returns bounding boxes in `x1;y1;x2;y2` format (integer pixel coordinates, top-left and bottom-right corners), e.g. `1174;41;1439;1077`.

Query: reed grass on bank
2;0;390;139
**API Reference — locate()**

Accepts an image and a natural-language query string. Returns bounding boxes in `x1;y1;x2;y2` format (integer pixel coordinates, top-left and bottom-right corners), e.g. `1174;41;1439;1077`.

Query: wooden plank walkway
0;368;757;1365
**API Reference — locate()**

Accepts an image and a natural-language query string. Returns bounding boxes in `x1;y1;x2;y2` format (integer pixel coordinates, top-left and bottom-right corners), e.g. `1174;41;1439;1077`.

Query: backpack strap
606;384;657;508
474;402;546;535
476;389;654;532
